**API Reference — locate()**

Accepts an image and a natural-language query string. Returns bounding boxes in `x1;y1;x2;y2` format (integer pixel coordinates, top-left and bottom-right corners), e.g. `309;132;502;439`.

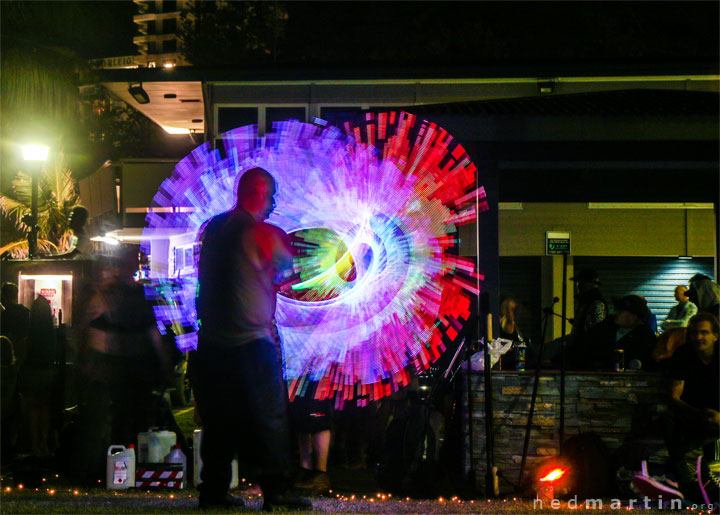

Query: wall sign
546;231;571;255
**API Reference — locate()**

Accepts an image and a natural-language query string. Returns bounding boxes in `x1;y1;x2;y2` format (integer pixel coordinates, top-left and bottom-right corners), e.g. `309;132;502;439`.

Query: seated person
663;313;720;502
55;206;91;259
686;274;720;318
612;295;657;368
661;285;698;332
499;296;523;369
578;295;657;370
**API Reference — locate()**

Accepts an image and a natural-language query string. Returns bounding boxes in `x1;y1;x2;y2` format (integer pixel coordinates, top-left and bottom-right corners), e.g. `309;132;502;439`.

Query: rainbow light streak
142;113;486;406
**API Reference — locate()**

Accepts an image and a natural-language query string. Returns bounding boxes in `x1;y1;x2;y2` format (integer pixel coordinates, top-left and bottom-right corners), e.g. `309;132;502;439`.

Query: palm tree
0;150;81;258
1;2;89;258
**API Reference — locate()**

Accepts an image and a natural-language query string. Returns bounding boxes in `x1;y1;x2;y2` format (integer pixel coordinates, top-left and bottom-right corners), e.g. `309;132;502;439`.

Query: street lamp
21;144;49;259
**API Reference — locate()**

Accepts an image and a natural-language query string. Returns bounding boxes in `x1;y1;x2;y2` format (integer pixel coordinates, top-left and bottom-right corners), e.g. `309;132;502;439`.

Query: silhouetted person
18;296;58;458
55;206;91;259
580;295;656;370
612;295;657;368
291;394;333;492
664;313;719;502
686;274;720;318
0;283;29;460
1;282;30;366
73;251;170;482
192;168;310;510
571;268;608;342
499;296;523;369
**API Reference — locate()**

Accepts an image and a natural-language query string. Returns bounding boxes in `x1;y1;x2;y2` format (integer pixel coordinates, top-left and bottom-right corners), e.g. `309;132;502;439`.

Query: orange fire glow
539;468;566;482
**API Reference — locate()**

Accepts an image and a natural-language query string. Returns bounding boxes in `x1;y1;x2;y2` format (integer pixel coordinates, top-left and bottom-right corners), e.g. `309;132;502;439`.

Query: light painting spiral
142;112;487;406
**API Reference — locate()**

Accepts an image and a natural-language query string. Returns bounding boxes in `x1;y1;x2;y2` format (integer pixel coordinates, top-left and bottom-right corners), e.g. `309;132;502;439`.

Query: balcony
133;0;154;14
133;33;177;44
134;11;181;23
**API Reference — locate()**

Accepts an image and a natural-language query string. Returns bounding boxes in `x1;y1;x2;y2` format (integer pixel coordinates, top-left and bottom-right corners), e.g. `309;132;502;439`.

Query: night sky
1;1;718;65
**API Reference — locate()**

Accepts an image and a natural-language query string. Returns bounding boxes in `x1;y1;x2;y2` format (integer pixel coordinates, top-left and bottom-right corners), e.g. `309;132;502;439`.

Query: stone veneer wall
464;371;669;494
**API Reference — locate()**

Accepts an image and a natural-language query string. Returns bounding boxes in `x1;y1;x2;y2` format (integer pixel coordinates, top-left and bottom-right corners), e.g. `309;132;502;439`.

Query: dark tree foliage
180;1;718;68
79;90;158;162
179;1;288;67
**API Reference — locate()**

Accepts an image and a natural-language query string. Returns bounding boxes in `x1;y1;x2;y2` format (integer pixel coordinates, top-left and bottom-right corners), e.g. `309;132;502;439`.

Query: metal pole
482;297;496;497
467;182;482;493
29;171;38;258
559;252;568;453
518;308;551;487
466;337;476;490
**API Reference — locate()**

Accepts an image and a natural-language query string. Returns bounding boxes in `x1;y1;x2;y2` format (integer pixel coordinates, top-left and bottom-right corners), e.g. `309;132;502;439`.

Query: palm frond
10;171;33;206
0;238;58;259
43;151;79;208
0;194;31;230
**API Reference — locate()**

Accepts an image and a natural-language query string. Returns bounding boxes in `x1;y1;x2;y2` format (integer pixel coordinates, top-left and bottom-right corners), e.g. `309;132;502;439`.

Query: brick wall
464;371;669;494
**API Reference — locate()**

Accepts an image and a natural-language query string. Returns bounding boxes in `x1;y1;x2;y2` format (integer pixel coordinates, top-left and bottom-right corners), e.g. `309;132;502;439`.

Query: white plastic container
106;445;135;489
137;429;176;463
192;429;239;488
164;445;187;489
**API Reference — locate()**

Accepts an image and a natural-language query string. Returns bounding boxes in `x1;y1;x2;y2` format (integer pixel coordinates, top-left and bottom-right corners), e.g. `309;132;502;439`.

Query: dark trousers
191;338;292;499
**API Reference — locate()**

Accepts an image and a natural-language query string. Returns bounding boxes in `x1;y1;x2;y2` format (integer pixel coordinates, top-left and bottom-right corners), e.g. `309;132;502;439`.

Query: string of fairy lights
3;475;711;515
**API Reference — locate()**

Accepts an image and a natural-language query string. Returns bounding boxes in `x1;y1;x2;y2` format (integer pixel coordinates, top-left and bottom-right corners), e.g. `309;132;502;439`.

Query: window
320;106;363;122
162;0;177;13
163;39;177;53
217;107;258;134
265;107;306;133
174;247;184;272
163;18;177;33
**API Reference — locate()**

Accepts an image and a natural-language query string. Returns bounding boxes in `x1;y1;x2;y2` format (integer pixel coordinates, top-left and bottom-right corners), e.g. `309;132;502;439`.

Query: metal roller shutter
572;257;715;324
499;256;542;342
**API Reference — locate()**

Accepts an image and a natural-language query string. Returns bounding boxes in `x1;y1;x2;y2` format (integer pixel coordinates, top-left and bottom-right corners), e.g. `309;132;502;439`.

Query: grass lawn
0;487;632;514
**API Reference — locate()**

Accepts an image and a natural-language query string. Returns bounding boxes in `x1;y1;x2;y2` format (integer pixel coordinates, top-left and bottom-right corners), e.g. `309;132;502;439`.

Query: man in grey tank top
192;168;310;510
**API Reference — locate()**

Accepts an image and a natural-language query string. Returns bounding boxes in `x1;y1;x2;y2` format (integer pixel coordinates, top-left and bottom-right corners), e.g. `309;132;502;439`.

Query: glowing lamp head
539;468;566;483
22;144;49;162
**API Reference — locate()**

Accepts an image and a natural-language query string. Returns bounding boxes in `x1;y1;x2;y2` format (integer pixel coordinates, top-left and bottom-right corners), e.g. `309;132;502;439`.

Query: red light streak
540;468;567;482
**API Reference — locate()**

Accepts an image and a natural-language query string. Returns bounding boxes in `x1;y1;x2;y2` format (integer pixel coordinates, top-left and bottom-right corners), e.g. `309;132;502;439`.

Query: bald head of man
236;168;277;221
675;285;688;303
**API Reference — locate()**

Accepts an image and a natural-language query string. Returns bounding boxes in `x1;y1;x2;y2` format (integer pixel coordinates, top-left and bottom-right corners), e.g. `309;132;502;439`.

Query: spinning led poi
142;112;488;406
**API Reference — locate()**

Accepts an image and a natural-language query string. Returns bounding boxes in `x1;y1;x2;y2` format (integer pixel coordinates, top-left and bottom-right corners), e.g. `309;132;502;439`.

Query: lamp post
21;144;49;259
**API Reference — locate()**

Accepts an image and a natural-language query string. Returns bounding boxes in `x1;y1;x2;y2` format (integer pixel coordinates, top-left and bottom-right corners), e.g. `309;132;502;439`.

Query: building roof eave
89;61;720;85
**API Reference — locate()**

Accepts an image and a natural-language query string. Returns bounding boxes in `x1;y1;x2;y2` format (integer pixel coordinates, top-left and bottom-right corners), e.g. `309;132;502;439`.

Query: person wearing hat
571;269;608;336
568;270;609;368
577;294;657;370
611;295;657;369
566;269;607;369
